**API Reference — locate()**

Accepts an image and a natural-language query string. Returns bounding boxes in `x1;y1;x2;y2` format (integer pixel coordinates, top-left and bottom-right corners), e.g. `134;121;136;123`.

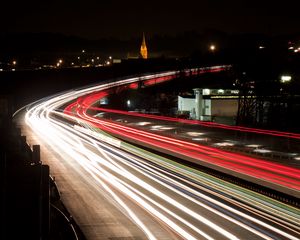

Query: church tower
140;33;148;59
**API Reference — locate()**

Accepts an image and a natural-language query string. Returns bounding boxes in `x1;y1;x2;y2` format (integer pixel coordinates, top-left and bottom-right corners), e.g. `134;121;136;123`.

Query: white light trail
23;68;300;240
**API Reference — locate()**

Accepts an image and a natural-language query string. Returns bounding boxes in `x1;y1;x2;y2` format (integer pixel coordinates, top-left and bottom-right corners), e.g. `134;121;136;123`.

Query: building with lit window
178;88;239;124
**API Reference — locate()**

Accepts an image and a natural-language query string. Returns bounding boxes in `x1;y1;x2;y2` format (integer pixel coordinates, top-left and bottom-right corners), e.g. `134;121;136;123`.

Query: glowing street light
280;75;292;83
12;60;17;65
209;45;216;51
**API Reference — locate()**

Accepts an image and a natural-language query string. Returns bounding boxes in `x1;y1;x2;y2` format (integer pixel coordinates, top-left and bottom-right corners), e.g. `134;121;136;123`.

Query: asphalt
99;111;300;169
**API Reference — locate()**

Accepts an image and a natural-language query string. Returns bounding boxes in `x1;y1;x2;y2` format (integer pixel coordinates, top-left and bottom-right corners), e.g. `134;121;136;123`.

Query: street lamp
209;45;216;51
280;75;292;83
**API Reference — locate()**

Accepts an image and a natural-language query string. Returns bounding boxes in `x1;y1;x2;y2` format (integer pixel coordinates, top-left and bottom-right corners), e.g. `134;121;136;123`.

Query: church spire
140;32;148;59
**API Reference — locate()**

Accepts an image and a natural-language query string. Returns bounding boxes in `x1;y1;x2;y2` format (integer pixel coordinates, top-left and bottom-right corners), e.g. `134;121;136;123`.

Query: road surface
16;68;300;239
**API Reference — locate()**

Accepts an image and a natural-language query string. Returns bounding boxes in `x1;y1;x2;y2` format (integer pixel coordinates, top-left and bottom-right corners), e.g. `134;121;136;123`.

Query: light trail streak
24;67;300;240
74;108;300;191
93;143;282;240
87;105;300;139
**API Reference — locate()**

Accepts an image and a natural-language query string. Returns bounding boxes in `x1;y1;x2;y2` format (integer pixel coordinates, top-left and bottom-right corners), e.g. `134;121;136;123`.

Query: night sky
1;0;299;39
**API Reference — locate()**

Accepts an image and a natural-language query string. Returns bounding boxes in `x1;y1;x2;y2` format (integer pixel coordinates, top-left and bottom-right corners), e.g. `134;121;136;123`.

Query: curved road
18;68;300;239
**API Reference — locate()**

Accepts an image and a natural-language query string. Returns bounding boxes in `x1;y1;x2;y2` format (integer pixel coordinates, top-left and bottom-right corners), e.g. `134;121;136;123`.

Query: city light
202;89;210;95
209;45;216;51
280;75;292;83
12;60;17;65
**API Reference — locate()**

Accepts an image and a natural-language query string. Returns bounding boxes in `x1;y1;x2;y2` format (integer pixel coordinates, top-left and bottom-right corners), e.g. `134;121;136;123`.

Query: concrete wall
178;96;195;112
203;99;211;116
211;99;238;117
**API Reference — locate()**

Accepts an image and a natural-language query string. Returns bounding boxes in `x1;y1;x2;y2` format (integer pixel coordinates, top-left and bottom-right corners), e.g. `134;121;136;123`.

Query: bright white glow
217;89;224;94
246;144;261;148
214;142;234;147
231;90;239;94
186;132;205;137
127;100;131;106
202;89;210;95
136;122;152;126
150;125;164;129
253;149;271;153
150;125;174;131
94;112;105;118
210;45;215;51
280;75;292;83
192;138;207;141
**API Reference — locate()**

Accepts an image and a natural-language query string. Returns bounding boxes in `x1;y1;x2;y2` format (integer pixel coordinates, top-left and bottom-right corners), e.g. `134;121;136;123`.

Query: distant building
140;33;148;59
178;88;239;125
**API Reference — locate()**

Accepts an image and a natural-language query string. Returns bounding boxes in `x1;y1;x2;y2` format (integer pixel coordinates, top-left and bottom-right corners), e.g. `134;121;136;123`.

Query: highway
83;108;300;167
19;68;300;239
